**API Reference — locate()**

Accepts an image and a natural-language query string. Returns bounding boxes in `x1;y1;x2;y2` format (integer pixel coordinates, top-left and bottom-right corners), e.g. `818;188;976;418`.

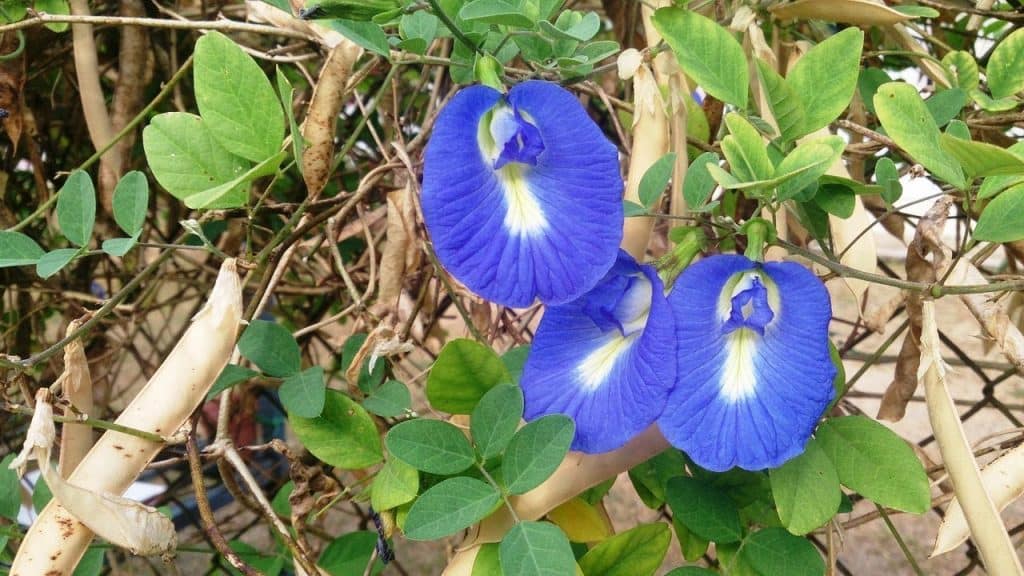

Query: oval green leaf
426;338;511;414
371;457;419;512
385;419;476;475
499;521;576;576
36;248;79;279
988;28;1024;99
502;414;574;495
769;438;841;535
666;476;742;543
56;170;96;247
787;27;863;137
471;383;524;460
279;366;326;418
238;319;301;377
290;390;383;469
404;477;500;540
652;7;748;108
740;528;824;576
874;82;966;190
816;415;929;513
975;183;1024;243
112;171;149;236
0;231;44;268
194;31;284;162
578;523;671;576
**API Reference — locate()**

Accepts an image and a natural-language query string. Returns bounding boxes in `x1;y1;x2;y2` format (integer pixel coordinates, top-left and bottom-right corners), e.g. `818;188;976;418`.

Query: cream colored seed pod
11;258;242;575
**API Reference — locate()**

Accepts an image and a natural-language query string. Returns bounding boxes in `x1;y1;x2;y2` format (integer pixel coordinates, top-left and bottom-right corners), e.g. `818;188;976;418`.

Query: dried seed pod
11;259;242;574
301;40;362;198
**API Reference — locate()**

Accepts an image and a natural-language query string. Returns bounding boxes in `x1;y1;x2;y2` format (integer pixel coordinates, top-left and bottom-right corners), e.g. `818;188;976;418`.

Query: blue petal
521;251;676;453
421;80;623;308
658;255;835;472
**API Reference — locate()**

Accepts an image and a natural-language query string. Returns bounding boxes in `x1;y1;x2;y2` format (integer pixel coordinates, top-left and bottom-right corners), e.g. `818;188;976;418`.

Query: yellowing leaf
547;497;612;542
770;0;912;25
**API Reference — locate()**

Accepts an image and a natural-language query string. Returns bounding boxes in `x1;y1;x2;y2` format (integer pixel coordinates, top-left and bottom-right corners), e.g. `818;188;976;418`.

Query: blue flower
421;80;623;308
521;251;676;453
658;255;835;472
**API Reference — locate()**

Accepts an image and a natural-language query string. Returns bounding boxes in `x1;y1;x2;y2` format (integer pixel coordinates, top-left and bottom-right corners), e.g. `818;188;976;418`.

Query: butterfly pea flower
421;80;624;308
520;251;676;453
659;255;835;472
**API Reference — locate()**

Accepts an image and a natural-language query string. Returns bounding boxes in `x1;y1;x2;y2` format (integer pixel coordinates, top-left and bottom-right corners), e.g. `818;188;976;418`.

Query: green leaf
35;0;68;32
471;383;524;460
32;475;52;512
0;454;20;520
143;112;251;209
946;119;971;140
988;28;1024;99
942;50;979;92
385;419;476;475
539;11;599;41
924;88;966;128
499;521;576;576
939;133;1024;178
275;67;305;175
889;4;939;17
666;476;742;543
72;547;105;576
875;157;902;204
652;7;748;108
787;28;863;137
280;366;326;418
812;184;855;218
816;415;929;513
684;152;720;208
271;481;293;518
207;363;259;400
722;113;772;182
977;144;1024;199
501;345;530;385
101;235;139;257
362;379;411;417
769;438;840;535
672;518;710;563
969;88;1019;112
325;19;390;56
857;68;891;116
404;477;500;540
628;448;687;509
36;248;79;279
427;338;511;414
0;230;44;267
185;151;284;209
740;528;824;576
502;414;574;494
459;0;534;28
290;389;383;469
56;170;96;247
228;541;285;576
623;200;647;217
110;171;149;236
578;523;670;576
775;137;844;201
372;457;419;511
755;59;804;143
319;531;384;576
975;183;1024;242
194;31;284;162
238;319;301;377
638;153;676;209
472;543;502;576
874;82;966;189
575;40;619;64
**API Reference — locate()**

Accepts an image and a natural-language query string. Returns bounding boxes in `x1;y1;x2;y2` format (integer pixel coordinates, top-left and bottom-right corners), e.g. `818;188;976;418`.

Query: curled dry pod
11;259;242;574
301;40;363;198
59;317;94;476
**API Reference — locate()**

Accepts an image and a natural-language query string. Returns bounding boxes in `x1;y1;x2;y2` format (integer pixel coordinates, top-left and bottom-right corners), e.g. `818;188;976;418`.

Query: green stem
477;462;520;523
424;0;482;55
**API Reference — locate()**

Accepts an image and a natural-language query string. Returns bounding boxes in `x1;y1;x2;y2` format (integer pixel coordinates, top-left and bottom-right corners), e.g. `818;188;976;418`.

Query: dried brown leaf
770;0;913;25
